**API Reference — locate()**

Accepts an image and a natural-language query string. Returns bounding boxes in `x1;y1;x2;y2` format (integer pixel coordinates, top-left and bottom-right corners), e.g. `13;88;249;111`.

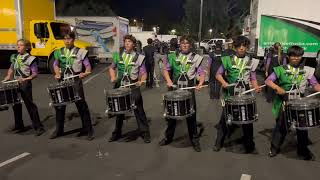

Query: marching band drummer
213;36;261;153
266;45;320;161
50;31;94;141
2;39;45;136
108;34;151;143
158;35;205;152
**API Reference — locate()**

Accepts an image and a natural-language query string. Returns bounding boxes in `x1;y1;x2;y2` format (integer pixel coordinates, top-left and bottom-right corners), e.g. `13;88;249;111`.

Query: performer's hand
17;77;27;83
275;87;286;95
79;72;86;79
2;76;11;82
54;74;61;80
136;81;143;87
166;81;174;87
111;77;117;83
265;72;268;77
254;85;262;93
222;82;229;89
195;84;203;91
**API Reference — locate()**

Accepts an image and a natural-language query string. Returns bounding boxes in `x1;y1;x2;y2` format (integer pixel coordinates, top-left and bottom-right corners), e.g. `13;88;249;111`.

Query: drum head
107;88;131;97
226;95;256;105
164;89;192;100
288;98;320;110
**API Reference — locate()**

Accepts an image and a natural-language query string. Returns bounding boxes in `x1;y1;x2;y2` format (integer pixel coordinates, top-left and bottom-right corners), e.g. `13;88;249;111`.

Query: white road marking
84;66;108;85
0;152;31;168
240;174;252;180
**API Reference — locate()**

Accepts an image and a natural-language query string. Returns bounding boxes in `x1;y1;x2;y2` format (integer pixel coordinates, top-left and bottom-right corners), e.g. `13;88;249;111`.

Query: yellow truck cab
0;0;96;71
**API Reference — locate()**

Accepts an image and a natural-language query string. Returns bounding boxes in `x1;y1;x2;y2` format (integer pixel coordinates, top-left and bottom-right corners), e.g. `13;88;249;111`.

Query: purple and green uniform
10;53;38;78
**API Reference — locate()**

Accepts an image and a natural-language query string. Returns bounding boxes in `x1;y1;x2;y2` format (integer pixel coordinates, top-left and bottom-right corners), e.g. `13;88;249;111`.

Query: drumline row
1;78;319;131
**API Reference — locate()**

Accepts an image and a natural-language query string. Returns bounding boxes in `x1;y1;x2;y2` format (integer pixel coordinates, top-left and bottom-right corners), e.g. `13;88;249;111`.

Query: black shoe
15;127;27;134
50;131;63;139
246;146;257;154
108;132;121;142
141;132;151;143
77;131;88;137
35;128;45;136
192;140;201;152
87;132;95;141
10;126;24;132
213;145;221;152
298;149;315;161
158;138;172;146
269;148;279;158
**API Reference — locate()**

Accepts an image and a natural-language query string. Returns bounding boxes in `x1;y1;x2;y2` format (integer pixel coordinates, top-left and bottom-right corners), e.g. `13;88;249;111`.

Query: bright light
153;27;157;32
133;19;137;23
209;29;213;33
171;29;176;33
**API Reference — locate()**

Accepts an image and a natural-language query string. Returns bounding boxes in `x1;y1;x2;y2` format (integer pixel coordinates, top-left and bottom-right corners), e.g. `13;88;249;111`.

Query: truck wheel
48;56;55;74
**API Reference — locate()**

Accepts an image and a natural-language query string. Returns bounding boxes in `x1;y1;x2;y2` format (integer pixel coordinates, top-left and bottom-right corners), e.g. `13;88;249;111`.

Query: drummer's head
234;36;250;58
179;35;194;54
287;46;304;67
63;32;76;49
124;34;136;53
16;39;31;54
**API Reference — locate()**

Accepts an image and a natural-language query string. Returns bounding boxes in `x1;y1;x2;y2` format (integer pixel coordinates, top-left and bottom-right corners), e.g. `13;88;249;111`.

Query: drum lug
163;113;166;117
227;116;232;125
105;109;109;115
49;102;52;107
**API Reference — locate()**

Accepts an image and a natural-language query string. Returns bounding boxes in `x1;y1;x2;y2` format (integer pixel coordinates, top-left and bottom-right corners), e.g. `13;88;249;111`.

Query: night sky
110;0;185;25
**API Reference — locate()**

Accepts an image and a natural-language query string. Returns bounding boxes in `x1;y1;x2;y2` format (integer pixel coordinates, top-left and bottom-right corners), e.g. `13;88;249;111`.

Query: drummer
108;34;151;143
50;31;94;141
213;36;261;153
2;39;45;136
159;35;205;152
266;45;320;160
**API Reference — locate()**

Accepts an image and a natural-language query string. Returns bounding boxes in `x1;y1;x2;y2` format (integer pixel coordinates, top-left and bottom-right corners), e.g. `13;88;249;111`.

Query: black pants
13;81;43;130
146;62;154;88
113;85;149;134
209;79;221;99
270;111;309;155
164;88;199;142
214;108;255;151
54;79;93;134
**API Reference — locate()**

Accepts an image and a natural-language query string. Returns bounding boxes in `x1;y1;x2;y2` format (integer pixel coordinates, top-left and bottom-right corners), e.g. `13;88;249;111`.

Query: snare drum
105;88;134;114
0;83;21;107
225;95;258;124
163;89;195;120
48;81;80;106
286;99;320;130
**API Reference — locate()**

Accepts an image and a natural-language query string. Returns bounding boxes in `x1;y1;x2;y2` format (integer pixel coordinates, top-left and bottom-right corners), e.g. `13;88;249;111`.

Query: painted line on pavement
84;66;108;85
0;152;31;168
240;174;251;180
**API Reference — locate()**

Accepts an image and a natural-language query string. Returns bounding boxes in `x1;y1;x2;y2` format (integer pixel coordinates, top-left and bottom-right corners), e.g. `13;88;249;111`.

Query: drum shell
163;90;195;120
286;99;320;130
225;95;258;124
106;88;133;114
48;81;79;106
0;84;21;106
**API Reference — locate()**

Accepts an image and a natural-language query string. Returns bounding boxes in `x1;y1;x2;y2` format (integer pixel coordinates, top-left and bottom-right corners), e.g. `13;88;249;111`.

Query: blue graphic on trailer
75;19;115;53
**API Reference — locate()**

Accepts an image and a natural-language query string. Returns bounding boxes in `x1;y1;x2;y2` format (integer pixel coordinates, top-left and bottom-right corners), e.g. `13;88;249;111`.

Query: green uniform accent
168;53;192;82
112;52;136;81
10;53;35;77
221;55;251;98
271;65;305;118
54;47;78;71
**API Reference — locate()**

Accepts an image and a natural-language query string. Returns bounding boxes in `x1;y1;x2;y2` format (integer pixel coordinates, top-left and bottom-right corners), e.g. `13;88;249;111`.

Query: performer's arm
265;72;286;95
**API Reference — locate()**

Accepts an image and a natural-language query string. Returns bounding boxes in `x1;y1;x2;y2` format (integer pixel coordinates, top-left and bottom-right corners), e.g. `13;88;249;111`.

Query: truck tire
48;56;55;74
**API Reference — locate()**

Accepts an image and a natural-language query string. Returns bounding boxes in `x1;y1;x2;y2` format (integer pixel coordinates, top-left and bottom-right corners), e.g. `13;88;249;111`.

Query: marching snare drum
225;95;258;124
0;83;21;107
48;81;80;106
105;88;134;114
286;98;320;130
163;89;195;120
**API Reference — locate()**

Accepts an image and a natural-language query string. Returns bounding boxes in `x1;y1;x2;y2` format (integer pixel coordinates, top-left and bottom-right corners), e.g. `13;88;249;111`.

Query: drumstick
63;75;80;80
120;81;146;88
2;80;19;84
226;83;237;87
306;91;320;98
179;85;209;90
241;85;266;95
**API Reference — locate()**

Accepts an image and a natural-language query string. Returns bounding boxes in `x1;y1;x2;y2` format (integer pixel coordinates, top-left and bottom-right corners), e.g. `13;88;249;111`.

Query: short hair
233;36;250;48
17;39;31;52
287;45;304;57
170;38;178;50
179;35;194;45
147;38;153;44
124;34;137;44
64;31;76;40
